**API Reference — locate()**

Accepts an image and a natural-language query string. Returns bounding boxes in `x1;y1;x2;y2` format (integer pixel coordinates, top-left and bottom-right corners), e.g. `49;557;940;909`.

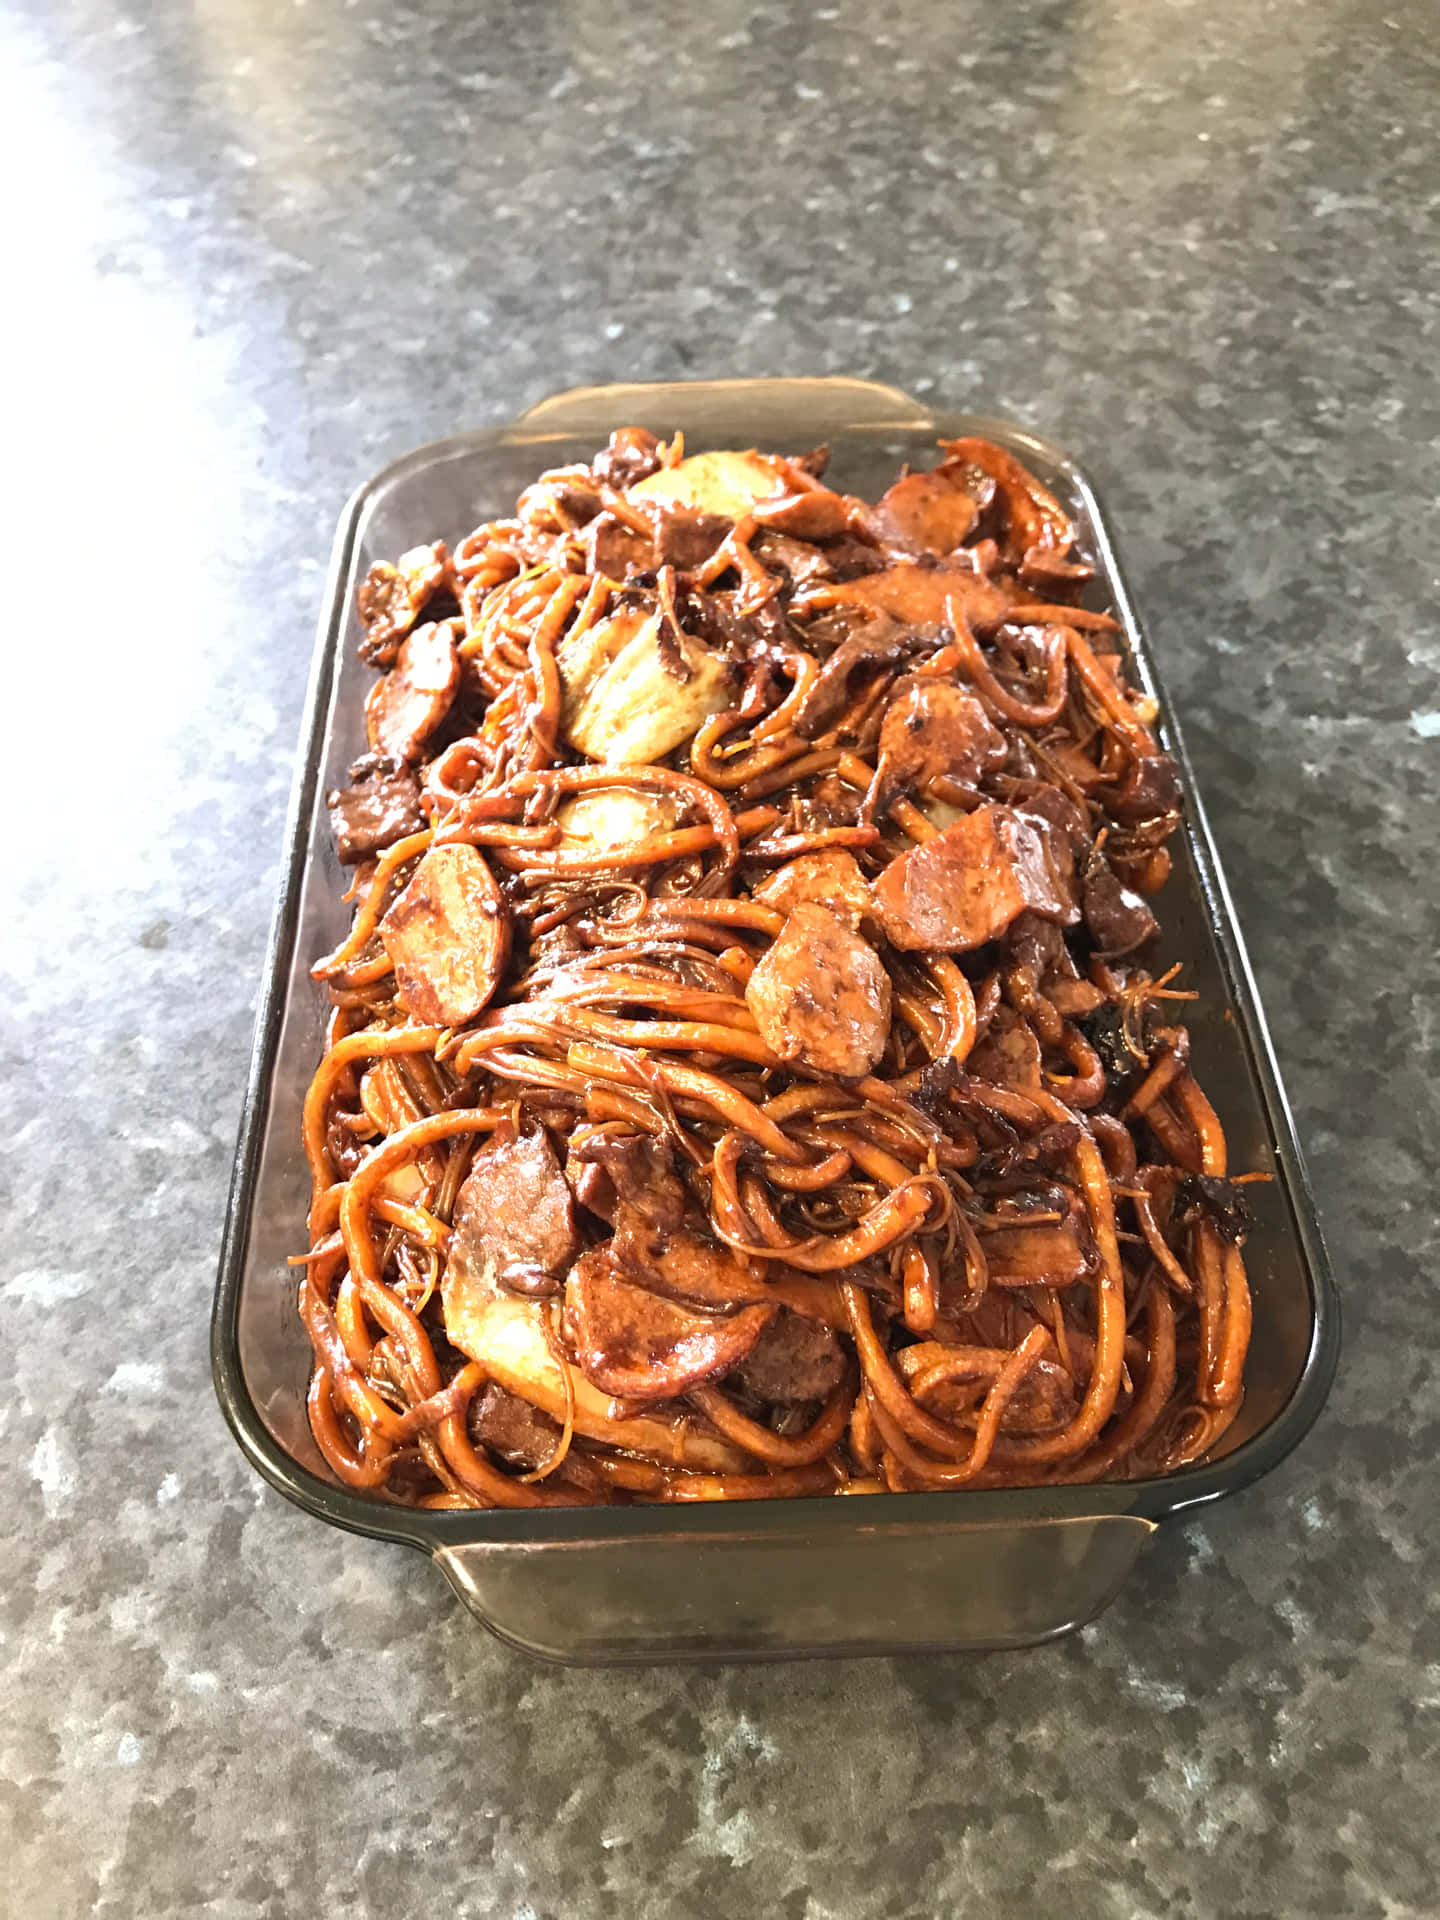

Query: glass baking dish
211;377;1339;1663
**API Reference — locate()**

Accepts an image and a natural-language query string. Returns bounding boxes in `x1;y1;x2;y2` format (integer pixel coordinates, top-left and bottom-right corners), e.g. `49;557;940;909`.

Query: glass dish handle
434;1512;1156;1665
512;376;934;442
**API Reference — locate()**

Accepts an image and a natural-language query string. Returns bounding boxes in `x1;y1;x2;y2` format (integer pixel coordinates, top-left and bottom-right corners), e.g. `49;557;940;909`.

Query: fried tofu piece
629;448;785;519
557;608;732;764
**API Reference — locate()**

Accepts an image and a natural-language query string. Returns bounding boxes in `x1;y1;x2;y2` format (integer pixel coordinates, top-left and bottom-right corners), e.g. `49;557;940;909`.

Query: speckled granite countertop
4;0;1438;1913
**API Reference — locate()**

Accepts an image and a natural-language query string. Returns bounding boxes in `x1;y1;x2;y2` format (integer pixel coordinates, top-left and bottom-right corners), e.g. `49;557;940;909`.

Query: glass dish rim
210;376;1340;1556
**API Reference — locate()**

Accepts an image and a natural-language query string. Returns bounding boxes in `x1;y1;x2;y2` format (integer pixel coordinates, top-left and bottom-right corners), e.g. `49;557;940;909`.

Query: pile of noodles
296;430;1259;1508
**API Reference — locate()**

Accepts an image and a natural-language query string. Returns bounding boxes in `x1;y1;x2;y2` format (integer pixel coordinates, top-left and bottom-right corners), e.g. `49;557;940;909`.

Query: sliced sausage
873;805;1078;954
379;843;510;1026
752;848;874;929
745;903;891;1079
562;1251;776;1401
873;469;979;554
442;1286;752;1472
365;621;461;763
840;562;1011;634
612;1217;764;1312
877;675;1006;791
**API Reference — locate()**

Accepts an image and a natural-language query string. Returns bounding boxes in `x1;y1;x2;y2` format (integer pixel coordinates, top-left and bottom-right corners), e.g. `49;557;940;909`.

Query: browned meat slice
645;503;732;571
379;843;510;1026
356;541;455;667
877;676;1006;791
1005;908;1067;981
751;531;835;588
365;621;461;763
1010;783;1091;856
873;805;1078;954
591;425;663;489
967;1004;1045;1093
820;536;888;581
729;1308;846;1405
324;1110;368;1180
584;513;653;579
449;1126;581;1299
873;469;980;554
563;1251;775;1400
752;848;874;929
1014;807;1079;916
547;481;602;527
326;760;426;864
1095;751;1182;825
1046;977;1106;1018
1081;854;1159;956
745;904;891;1079
752;489;852;539
978;1212;1093;1286
792;612;918;739
565;1133;689;1231
467;1380;561;1468
583;502;731;578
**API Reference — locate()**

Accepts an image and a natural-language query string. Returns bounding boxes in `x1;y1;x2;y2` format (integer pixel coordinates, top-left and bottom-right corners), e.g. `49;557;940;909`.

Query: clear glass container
212;378;1338;1663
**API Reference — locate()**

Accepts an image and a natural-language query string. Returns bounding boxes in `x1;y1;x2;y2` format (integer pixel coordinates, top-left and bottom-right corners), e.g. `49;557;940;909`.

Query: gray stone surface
3;0;1437;1913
